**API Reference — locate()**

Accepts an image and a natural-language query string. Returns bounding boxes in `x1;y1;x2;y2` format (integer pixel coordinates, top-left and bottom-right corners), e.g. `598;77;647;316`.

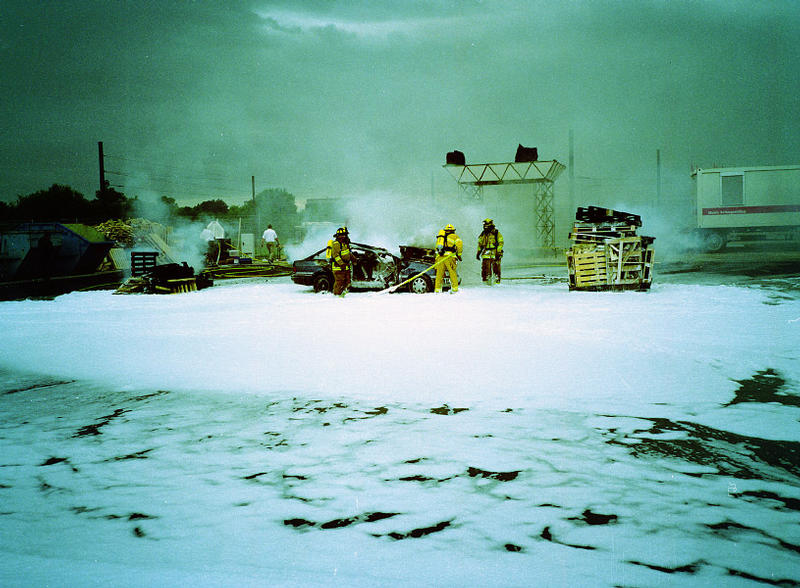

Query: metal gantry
444;160;566;249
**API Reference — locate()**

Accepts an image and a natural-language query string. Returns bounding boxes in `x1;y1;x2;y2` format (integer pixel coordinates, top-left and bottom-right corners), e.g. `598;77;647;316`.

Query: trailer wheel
703;231;726;252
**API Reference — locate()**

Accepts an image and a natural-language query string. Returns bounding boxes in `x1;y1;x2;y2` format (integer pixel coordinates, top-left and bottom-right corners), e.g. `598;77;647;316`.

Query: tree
173;199;230;221
9;184;92;221
255;188;299;238
93;183;132;220
0;200;11;221
228;200;256;218
177;205;198;220
195;199;229;217
160;195;178;215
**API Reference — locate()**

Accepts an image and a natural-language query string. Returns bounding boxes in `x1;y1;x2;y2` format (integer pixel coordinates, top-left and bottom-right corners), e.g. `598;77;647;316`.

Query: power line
105;171;253;199
102;151;265;202
111;171;246;193
105;154;248;182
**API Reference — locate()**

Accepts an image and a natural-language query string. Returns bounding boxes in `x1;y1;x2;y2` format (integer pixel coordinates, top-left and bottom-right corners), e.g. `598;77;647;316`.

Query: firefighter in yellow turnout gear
330;227;352;296
434;224;463;293
477;218;503;284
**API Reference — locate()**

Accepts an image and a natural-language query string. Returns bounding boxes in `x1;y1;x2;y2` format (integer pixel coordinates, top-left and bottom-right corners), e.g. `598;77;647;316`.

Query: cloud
257;9;408;38
1;0;799;218
254;6;475;42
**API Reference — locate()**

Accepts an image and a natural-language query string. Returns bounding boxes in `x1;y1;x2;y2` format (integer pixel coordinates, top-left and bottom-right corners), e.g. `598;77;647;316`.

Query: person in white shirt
261;224;279;261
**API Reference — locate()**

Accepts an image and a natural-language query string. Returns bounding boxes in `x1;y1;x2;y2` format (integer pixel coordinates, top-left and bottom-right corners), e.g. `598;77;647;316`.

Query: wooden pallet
568;223;639;244
641;247;655;288
131;251;159;276
567;238;654;291
567;244;608;289
605;237;644;285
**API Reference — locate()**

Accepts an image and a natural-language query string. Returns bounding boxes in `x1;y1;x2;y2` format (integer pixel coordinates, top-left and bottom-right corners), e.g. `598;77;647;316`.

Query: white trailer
692;165;800;251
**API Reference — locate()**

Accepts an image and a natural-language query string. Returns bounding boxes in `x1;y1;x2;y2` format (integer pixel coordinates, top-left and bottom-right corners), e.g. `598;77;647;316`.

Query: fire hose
374;253;455;295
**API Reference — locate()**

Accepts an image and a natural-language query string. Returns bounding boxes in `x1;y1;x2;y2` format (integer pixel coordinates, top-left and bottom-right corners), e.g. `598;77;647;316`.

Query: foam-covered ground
0;271;798;586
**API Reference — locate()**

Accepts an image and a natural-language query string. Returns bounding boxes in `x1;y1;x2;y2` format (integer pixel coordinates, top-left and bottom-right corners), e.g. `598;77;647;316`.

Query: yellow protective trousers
434;255;458;292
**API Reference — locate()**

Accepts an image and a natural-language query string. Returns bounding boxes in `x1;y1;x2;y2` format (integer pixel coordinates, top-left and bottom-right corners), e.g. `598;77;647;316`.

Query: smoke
338;189;453;251
570;195;702;264
166;222;214;271
639;203;705;263
129;191;230;272
129;188;172;224
285;188;484;259
285;185;573;270
283;222;337;261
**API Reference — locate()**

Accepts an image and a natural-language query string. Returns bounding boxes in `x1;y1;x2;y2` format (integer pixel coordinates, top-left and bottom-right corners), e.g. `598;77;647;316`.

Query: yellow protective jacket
477;229;503;259
330;239;352;271
436;230;463;259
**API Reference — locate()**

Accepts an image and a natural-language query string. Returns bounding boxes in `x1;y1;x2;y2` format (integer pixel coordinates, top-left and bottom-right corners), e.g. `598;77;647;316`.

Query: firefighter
477;218;504;284
330;227;352;296
434;223;463;293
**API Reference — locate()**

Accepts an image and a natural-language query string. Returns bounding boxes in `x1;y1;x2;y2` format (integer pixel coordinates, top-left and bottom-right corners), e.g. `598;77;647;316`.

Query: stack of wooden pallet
566;207;655;291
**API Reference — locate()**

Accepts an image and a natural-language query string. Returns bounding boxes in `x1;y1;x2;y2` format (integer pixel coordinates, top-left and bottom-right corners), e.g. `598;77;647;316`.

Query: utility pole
656;149;662;207
252;176;260;250
98;141;106;196
568;129;575;209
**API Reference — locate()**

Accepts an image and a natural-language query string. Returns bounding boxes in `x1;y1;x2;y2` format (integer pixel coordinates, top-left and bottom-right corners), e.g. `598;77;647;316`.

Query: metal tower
444;159;566;249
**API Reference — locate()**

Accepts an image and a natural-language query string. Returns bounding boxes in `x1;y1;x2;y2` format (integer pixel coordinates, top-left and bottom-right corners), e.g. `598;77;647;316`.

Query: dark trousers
333;269;351;295
481;258;501;281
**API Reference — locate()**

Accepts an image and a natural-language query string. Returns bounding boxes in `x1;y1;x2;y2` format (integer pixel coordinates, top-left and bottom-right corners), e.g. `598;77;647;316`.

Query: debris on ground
198;261;292;281
115;262;213;295
94;219;171;250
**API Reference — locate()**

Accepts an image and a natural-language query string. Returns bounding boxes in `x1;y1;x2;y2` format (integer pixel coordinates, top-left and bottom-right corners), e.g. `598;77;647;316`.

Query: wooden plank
108;248;129;270
145;232;179;264
572;254;606;264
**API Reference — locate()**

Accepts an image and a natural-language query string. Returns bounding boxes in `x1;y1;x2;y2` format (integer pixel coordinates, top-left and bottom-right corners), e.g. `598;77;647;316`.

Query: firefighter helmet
483;218;494;227
444;224;455;232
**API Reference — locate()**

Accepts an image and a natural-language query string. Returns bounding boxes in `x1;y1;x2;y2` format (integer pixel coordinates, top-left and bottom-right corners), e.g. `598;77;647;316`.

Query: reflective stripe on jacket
478;230;503;258
330;239;351;271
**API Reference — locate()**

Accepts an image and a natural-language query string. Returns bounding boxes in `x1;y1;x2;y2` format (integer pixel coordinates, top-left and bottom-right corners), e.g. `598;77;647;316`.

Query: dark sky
2;0;799;205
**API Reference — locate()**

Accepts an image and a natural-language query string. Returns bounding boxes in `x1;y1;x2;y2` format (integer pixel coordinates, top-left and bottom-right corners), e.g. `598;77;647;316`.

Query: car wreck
291;243;451;293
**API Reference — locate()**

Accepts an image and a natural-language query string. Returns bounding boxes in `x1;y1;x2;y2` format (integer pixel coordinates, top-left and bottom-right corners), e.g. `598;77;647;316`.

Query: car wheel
313;274;332;292
408;275;432;294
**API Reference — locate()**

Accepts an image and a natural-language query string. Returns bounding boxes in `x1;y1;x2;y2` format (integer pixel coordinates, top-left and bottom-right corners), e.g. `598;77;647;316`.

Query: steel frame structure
444;160;566;249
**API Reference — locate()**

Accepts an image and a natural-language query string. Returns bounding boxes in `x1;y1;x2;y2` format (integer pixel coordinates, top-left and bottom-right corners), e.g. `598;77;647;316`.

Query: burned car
291;243;452;293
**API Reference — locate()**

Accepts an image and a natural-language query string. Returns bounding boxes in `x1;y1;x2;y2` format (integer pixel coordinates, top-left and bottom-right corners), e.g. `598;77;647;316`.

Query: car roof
352;242;391;254
303;241;394;259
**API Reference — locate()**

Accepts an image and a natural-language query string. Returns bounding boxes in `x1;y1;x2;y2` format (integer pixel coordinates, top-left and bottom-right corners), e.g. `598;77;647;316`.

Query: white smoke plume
129;191;230;272
286;186;555;268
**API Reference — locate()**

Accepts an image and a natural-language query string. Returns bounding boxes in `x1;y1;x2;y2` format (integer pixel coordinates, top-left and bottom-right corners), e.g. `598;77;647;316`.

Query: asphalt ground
502;242;800;286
